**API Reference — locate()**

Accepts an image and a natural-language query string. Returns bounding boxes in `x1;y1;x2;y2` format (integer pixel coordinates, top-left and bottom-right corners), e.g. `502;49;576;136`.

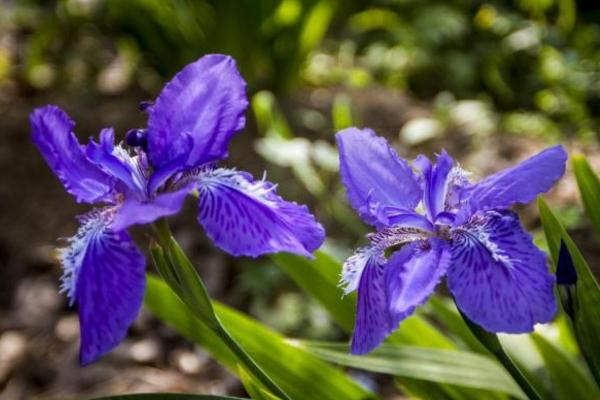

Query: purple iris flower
336;127;567;354
30;54;325;365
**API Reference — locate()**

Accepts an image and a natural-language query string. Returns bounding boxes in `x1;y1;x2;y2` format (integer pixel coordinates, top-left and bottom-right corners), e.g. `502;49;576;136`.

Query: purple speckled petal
351;252;393;354
385;238;451;323
447;210;557;333
30;105;115;204
336;128;422;228
58;210;145;365
196;168;324;258
147;54;248;172
458;145;567;220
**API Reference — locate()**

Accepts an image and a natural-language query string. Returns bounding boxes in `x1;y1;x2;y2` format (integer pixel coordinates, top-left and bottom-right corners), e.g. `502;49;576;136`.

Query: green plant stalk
151;219;292;400
457;307;542;400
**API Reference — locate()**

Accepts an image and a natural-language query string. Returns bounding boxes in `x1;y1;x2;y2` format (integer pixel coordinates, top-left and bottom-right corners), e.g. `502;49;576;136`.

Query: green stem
152;218;172;247
214;324;291;400
151;218;291;400
492;347;542;400
457;306;542;400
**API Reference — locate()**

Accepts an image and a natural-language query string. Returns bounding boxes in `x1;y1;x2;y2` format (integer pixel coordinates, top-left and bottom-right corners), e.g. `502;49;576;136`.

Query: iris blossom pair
31;54;324;364
32;52;566;365
337;128;567;354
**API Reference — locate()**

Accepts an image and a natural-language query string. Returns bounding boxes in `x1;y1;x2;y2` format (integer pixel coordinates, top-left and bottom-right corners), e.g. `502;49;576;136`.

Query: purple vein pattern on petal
30;105;115;204
196;168;324;258
385;238;451;323
58;210;146;365
147;54;248;171
336;128;422;228
459;145;567;218
351;253;393;354
447;210;556;333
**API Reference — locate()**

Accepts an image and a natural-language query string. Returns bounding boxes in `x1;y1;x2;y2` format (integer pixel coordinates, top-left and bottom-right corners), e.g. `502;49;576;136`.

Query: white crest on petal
187;167;279;207
339;246;382;295
445;165;472;212
113;143;150;196
453;211;513;269
58;208;115;305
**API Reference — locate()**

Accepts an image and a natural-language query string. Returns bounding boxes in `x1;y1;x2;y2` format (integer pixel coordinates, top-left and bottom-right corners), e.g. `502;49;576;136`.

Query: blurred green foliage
3;0;366;93
303;0;600;138
3;0;599;137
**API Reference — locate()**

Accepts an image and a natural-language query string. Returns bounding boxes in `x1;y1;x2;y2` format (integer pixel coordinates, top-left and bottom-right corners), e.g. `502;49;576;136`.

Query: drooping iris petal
196;168;324;258
86;128;148;198
458;145;567;220
447;210;556;333
340;246;378;295
351;253;393;355
147;54;248;172
111;185;193;231
385;238;451;322
336;128;422;228
58;210;146;365
30;105;115;204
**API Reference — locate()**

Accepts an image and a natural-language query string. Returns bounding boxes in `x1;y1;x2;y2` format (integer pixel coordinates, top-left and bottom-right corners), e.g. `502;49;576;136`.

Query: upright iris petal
147;54;248;173
336;127;566;354
336;128;422;228
421;151;453;221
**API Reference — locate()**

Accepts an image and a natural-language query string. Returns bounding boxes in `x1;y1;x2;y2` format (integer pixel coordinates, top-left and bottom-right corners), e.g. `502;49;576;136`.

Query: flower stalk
457;306;542;400
151;219;291;400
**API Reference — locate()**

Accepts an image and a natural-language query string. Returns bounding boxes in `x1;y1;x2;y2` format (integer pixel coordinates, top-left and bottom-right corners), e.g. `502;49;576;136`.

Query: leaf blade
293;341;526;399
144;275;378;400
538;197;600;385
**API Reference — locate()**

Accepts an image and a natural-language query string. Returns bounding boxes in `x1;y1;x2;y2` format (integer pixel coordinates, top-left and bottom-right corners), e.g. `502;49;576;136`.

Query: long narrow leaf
271;251;510;399
144;275;377;400
538;197;600;385
572;155;600;241
292;341;526;399
531;333;600;399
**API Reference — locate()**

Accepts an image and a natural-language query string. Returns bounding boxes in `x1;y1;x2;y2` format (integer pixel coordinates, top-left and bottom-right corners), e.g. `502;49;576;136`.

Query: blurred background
1;0;600;398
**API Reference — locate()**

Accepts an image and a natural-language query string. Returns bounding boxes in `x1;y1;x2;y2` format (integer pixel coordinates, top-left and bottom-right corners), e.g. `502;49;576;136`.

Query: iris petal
345;239;449;355
351;253;392;354
336;128;422;228
196;168;324;258
86;128;148;198
30;105;115;204
147;54;248;172
457;145;567;221
58;209;146;365
386;238;451;322
110;186;193;231
447;210;556;333
422;150;453;221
